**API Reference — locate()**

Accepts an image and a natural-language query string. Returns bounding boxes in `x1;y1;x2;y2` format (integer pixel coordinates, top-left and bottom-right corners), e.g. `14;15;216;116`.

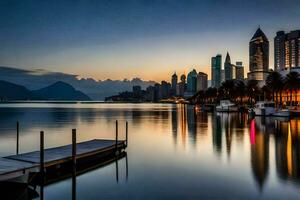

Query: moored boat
216;100;238;112
250;101;275;116
273;109;291;118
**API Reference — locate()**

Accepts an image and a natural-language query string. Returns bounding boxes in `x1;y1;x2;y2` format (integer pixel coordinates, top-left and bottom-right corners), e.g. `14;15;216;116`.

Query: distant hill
0;80;38;100
0;80;91;101
33;81;91;101
0;66;157;100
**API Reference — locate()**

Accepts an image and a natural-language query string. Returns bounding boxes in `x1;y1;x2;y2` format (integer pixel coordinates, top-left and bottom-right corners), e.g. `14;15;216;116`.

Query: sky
0;0;300;82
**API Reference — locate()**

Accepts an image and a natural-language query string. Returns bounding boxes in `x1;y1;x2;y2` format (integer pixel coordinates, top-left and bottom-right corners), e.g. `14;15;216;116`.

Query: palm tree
235;80;246;104
265;71;284;104
246;80;259;105
205;87;217;104
284;71;300;105
220;80;235;100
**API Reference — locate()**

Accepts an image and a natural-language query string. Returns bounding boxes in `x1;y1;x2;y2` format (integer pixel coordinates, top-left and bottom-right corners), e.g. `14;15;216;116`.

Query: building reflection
212;113;222;155
275;119;300;182
187;105;197;147
179;104;187;149
250;118;270;190
171;105;178;146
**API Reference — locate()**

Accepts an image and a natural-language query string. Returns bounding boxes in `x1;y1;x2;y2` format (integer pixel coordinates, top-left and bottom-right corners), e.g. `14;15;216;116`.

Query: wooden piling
40;131;44;174
115;156;119;183
72;129;77;200
16;121;19;155
72;129;77;166
125;121;128;147
40;130;45;191
115;120;118;153
125;153;128;181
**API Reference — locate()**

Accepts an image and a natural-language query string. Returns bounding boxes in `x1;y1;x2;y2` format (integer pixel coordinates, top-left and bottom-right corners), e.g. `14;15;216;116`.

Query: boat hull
216;106;239;112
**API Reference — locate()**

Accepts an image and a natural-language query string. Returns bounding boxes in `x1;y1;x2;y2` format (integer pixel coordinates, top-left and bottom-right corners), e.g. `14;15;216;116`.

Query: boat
273;109;291;118
216;100;238;112
250;101;275;116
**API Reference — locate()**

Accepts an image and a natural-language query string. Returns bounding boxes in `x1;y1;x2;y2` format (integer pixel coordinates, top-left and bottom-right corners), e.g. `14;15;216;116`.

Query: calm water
0;103;300;199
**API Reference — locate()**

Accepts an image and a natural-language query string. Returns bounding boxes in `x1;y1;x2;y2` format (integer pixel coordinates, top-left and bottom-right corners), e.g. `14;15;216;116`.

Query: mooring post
115;155;119;183
125;153;128;182
72;129;77;200
125;121;128;147
40;131;45;185
16;121;19;155
115;120;118;153
72;129;77;166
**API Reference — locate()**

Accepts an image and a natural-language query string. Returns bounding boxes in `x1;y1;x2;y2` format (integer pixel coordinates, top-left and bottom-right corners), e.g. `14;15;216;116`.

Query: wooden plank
6;139;125;165
0;158;35;176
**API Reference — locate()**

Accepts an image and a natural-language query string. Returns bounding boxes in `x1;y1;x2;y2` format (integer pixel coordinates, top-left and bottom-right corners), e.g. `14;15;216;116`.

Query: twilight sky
0;0;299;81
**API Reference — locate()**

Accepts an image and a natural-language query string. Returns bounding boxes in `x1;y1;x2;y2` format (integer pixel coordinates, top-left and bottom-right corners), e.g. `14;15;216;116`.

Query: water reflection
0;103;300;199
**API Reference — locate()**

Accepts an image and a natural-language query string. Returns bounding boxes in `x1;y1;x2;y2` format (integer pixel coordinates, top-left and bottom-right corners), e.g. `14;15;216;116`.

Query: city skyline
0;0;300;82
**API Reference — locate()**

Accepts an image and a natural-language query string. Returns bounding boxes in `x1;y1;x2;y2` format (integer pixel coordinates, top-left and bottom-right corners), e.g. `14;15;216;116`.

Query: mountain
0;80;38;100
0;66;157;100
0;80;91;101
33;81;91;101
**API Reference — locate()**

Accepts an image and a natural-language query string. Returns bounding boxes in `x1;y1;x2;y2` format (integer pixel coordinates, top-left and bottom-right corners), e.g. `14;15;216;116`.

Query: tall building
196;72;208;91
176;74;186;96
187;69;197;93
248;27;270;81
274;30;300;71
221;69;225;83
224;52;232;81
160;81;171;99
171;72;178;95
211;54;222;88
274;31;286;71
235;62;244;80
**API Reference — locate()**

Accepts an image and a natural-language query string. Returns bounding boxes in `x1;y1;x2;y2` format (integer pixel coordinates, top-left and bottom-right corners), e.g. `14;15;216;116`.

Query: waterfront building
274;30;300;71
235;62;244;80
160;81;171;99
176;74;186;96
274;31;286;71
187;69;197;93
132;85;142;97
154;83;161;101
221;69;225;83
211;54;222;88
171;72;178;95
196;72;208;91
248;27;270;81
145;85;155;101
224;52;232;81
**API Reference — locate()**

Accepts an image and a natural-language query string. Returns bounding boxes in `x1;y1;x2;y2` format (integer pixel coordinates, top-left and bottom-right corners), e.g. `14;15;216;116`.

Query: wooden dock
6;139;125;166
0;120;128;184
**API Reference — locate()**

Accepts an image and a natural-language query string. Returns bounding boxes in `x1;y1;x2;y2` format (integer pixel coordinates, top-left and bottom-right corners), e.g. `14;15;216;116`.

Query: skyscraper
274;30;300;71
248;27;270;81
274;31;286;71
171;72;178;95
235;62;244;80
196;72;208;91
187;69;197;93
176;74;186;96
224;52;232;81
211;54;222;88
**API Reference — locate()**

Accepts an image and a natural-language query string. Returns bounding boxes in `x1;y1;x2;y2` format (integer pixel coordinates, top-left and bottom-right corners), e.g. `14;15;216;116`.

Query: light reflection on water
0;103;300;199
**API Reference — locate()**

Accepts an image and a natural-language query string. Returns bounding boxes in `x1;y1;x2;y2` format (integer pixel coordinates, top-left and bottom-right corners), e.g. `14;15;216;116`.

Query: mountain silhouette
33;81;91;101
0;66;156;100
0;80;91;101
0;80;39;100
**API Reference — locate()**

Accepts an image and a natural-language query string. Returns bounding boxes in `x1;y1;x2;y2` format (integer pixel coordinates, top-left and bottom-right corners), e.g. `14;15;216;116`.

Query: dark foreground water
0;103;299;199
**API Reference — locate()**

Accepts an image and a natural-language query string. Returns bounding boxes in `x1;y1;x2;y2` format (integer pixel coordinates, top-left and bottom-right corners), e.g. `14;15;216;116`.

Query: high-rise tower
224;52;232;81
211;54;222;88
248;27;270;81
